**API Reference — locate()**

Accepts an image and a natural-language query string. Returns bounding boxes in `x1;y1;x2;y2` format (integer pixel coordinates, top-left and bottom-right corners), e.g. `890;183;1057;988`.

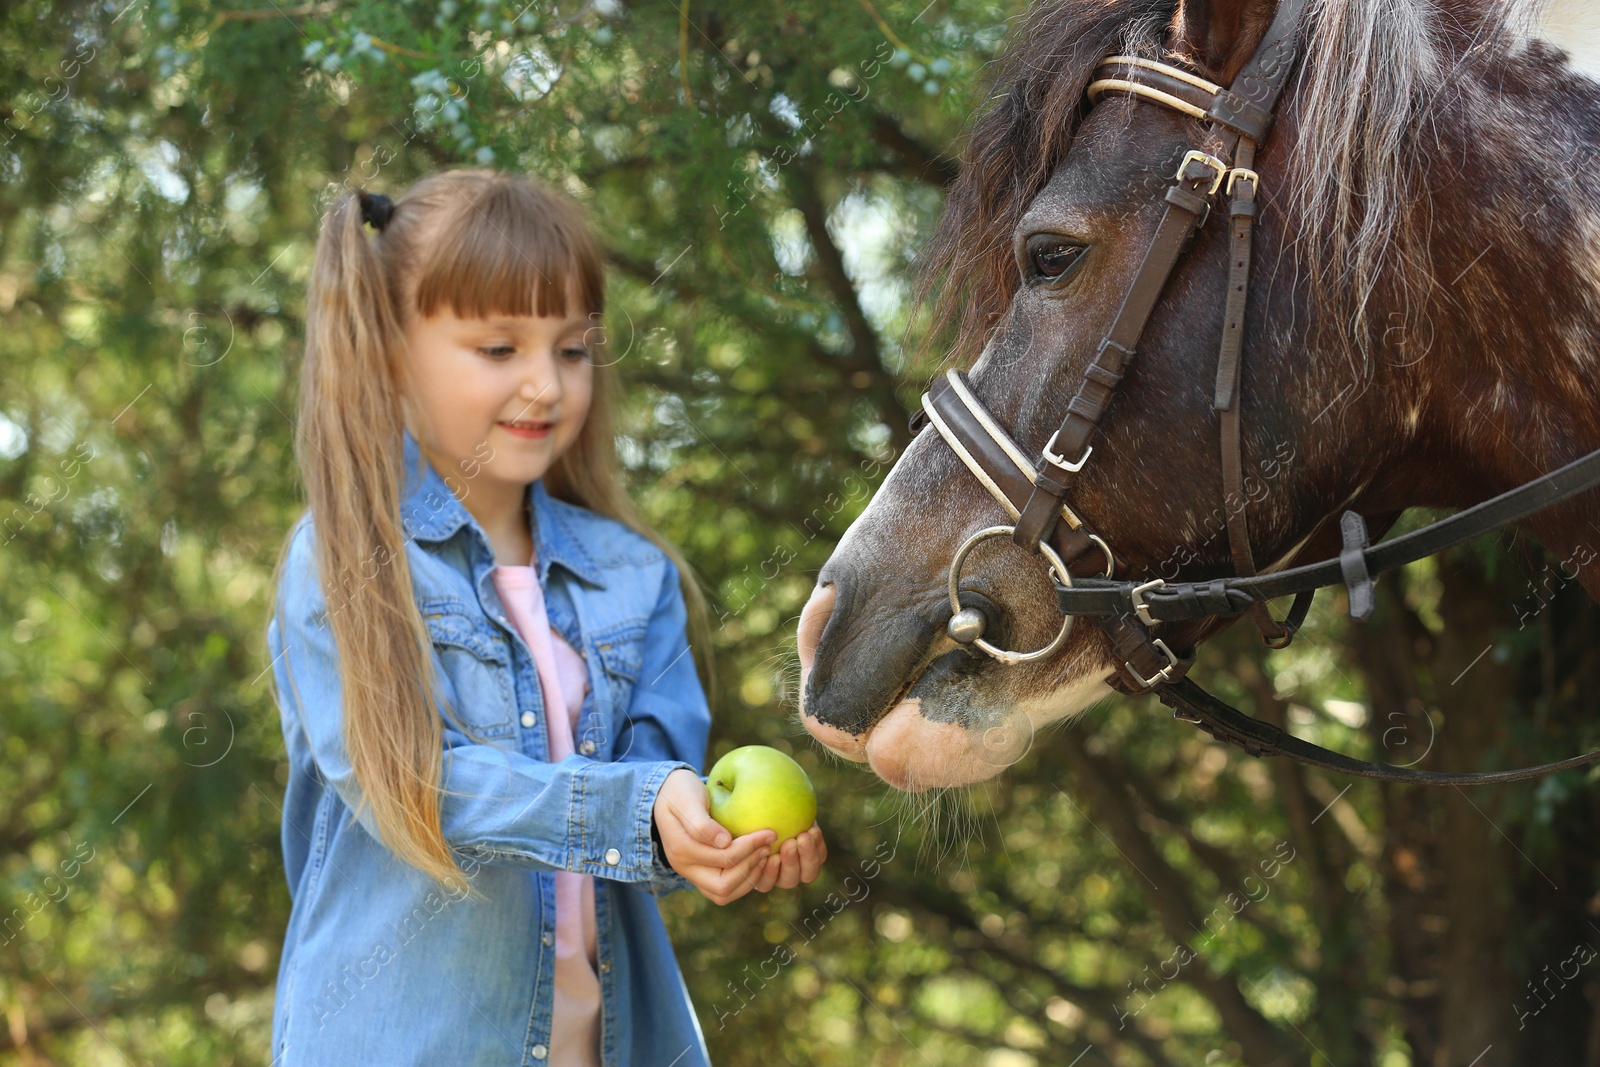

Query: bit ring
946;526;1075;666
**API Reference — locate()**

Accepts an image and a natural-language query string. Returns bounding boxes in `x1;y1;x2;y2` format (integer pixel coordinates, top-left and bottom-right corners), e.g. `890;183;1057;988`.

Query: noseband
918;0;1600;784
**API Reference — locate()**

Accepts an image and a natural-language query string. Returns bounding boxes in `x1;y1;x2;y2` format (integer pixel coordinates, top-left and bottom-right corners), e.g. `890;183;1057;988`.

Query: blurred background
5;1;1600;1064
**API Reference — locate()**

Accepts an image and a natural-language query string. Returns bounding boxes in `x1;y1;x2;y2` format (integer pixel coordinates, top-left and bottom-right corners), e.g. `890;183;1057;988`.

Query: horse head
799;0;1600;790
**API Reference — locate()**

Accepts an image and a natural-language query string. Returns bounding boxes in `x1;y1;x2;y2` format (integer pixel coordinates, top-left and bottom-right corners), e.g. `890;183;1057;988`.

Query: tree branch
1109;750;1304;959
1054;731;1305;1066
868;108;960;187
783;163;910;454
864;878;1185;1067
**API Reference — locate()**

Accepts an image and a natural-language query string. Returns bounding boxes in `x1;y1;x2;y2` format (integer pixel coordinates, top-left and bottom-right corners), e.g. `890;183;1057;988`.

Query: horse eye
1025;236;1087;285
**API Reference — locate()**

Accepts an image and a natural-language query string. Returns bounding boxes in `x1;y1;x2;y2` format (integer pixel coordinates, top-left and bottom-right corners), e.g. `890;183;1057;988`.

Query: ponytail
293;188;467;894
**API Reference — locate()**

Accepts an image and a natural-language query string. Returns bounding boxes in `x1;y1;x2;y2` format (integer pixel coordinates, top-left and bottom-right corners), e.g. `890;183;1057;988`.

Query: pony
797;0;1600;791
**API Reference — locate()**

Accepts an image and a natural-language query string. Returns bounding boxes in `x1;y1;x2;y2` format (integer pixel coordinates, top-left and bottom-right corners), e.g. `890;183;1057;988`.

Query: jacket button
579;739;596;755
599;959;612;974
520;711;537;728
604;847;621;865
531;1043;548;1059
542;932;553;946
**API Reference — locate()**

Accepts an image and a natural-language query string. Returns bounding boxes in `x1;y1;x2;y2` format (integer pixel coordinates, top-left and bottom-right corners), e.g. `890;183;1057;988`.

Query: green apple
707;745;818;855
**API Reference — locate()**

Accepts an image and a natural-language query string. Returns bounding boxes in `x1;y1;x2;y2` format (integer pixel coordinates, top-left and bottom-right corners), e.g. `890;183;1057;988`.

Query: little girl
265;168;827;1067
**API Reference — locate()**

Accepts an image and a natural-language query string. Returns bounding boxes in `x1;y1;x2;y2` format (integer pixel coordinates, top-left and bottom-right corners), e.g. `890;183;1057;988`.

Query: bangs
410;177;605;323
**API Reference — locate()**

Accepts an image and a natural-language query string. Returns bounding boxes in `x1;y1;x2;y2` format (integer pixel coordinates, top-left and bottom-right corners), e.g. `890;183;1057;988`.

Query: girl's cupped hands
653;768;828;905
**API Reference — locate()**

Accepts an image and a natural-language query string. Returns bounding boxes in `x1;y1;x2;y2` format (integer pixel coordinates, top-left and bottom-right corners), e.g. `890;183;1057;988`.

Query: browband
1088;53;1282;143
1087;55;1225;122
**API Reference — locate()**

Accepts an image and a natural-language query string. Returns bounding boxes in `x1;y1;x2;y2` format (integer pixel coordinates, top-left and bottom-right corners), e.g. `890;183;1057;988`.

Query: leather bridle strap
1213;135;1293;645
1054;443;1600;622
1010;0;1311;563
1008;151;1226;554
1157;678;1600;784
1013;149;1232;675
1116;443;1600;783
1086;57;1224;121
920;370;1115;578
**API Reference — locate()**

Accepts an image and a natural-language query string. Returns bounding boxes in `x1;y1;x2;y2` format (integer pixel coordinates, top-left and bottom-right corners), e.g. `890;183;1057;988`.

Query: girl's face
399;297;595;499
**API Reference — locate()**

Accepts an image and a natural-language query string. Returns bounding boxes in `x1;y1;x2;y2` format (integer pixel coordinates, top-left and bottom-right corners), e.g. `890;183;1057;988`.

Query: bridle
916;0;1600;785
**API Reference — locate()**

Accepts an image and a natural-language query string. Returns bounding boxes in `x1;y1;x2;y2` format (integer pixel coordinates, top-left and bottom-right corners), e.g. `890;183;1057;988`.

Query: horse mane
910;0;1548;381
1287;0;1538;379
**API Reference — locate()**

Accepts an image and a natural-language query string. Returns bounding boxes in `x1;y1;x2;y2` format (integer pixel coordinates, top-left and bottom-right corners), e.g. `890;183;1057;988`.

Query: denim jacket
267;427;713;1067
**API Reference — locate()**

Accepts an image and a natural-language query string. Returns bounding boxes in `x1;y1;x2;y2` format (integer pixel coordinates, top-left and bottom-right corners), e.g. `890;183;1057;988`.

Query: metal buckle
1043;430;1093;473
1262;623;1294;650
1225;167;1258;198
1129;577;1166;626
1126;638;1180;688
1176;150;1227;195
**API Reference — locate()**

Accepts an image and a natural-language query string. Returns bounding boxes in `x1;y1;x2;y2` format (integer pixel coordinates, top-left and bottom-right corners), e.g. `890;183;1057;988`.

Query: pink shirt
491;546;602;1067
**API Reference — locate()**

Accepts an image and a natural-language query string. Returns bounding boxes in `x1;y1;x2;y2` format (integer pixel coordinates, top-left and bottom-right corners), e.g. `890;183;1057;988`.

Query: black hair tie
358;190;395;231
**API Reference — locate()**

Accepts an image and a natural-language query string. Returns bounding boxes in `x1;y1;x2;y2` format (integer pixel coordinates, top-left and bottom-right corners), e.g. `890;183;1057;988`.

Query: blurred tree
2;1;1598;1065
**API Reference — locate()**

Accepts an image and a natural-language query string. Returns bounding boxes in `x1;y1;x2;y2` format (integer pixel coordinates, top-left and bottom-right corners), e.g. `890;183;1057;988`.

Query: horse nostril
797;582;837;674
947;607;988;644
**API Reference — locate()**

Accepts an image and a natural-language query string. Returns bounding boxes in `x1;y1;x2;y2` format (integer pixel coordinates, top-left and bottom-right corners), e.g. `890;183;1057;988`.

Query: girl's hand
653;768;776;905
750;822;827;893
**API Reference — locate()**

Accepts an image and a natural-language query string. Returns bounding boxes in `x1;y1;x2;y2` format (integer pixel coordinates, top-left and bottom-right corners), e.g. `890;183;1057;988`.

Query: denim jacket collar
398;426;607;589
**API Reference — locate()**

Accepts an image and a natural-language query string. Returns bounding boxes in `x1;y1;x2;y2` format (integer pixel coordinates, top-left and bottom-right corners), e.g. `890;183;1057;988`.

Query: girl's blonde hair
269;168;713;893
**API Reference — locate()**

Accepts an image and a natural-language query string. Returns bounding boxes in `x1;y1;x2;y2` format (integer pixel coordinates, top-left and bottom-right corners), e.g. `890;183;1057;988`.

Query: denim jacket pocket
422;602;517;740
592;620;646;721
